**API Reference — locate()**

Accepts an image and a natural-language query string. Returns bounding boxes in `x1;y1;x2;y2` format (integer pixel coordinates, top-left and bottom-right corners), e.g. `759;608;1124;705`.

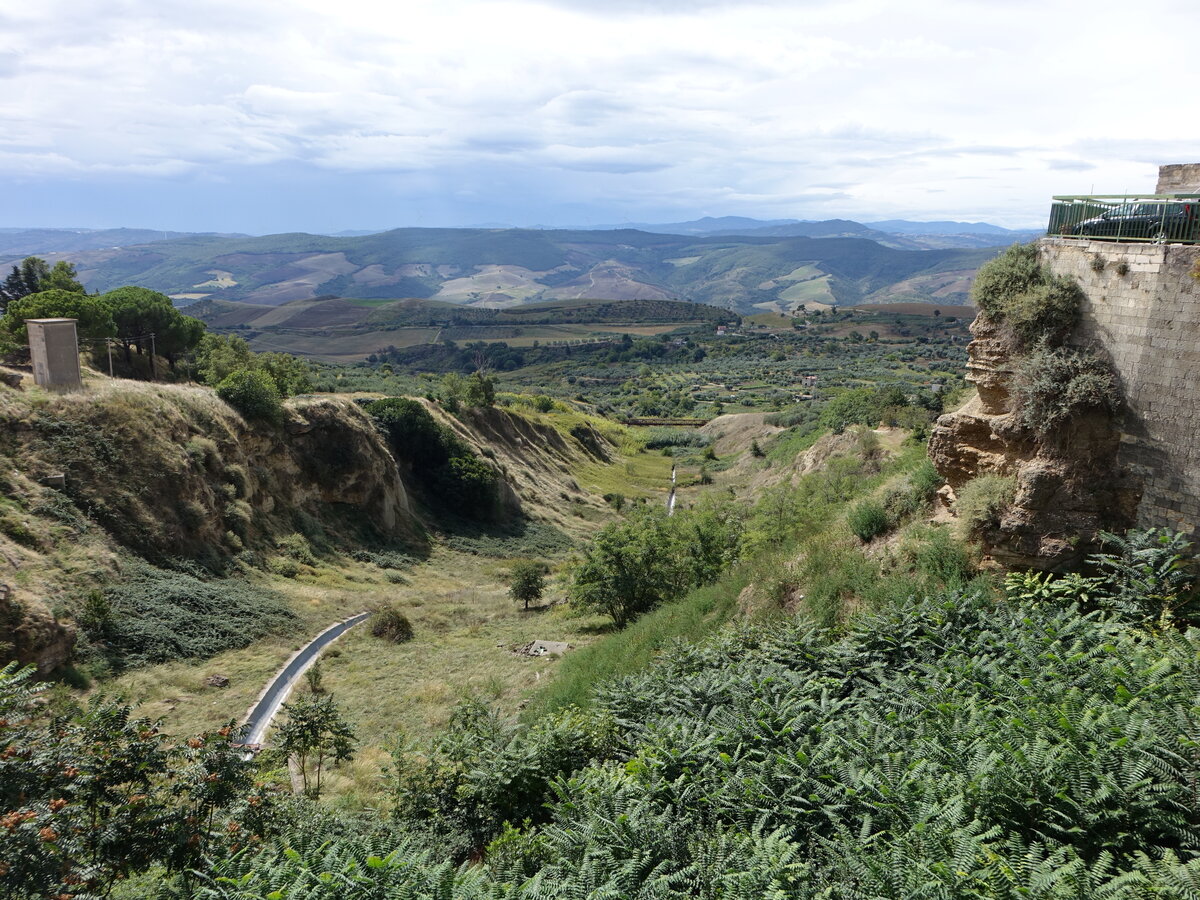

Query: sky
2;0;1197;234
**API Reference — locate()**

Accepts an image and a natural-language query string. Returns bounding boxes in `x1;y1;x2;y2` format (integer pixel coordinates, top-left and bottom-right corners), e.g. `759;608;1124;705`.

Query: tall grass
529;568;749;715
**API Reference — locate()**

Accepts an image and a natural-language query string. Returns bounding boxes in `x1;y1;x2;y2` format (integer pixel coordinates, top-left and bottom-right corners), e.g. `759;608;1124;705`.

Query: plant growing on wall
971;243;1085;348
1012;346;1121;437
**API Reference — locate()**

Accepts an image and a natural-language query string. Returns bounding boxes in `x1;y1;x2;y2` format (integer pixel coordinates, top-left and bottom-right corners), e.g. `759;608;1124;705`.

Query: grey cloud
1046;159;1096;171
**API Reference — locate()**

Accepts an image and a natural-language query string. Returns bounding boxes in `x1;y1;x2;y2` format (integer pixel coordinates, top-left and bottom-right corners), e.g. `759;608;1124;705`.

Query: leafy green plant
215;367;283;422
93;564;295;668
847;498;889;542
277;532;317;566
277;693;356;798
1004;570;1103;605
1013;346;1120;436
508;559;548;611
1089;528;1199;625
955;473;1016;537
972;243;1085;346
570;502;743;627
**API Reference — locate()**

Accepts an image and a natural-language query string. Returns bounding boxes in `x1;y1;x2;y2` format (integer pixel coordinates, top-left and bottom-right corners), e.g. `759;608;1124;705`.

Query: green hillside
36;227;995;313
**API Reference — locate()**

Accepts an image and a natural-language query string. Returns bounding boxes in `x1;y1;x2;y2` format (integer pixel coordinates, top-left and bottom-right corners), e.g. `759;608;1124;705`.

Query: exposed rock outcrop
0;381;418;568
0;589;74;675
928;315;1139;570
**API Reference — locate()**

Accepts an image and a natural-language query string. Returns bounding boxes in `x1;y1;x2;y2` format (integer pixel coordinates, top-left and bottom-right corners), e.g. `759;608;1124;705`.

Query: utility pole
149;333;156;381
106;338;114;377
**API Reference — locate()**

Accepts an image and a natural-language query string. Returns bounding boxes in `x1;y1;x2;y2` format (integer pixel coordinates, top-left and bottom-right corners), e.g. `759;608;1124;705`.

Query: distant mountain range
0;216;1038;314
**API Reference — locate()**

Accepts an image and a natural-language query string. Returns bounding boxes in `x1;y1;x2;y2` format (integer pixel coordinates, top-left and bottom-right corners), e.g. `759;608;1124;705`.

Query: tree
41;260;85;294
464;371;495;407
570;508;691;627
257;351;313;396
101;286;205;377
2;289;115;342
0;663;254;898
509;560;547;611
195;333;255;386
0;258;86;316
276;693;355;798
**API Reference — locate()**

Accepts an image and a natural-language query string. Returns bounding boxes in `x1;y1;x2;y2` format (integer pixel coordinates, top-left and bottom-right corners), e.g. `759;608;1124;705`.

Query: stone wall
1156;164;1200;194
1038;237;1200;534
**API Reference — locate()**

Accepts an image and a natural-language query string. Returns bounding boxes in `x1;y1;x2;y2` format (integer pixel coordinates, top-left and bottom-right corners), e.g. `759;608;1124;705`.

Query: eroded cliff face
0;381;421;672
928;315;1138;570
0;384;415;565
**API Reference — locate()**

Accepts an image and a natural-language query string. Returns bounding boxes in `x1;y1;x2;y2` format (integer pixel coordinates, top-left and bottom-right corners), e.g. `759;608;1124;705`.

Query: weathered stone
1040;238;1200;535
204;674;231;687
930;296;1137;570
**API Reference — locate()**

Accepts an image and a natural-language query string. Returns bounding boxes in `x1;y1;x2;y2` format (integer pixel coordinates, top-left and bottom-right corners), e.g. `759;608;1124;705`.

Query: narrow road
239;612;370;746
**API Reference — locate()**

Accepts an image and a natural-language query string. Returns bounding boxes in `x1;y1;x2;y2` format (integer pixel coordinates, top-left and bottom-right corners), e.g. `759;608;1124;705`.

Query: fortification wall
1039;237;1200;534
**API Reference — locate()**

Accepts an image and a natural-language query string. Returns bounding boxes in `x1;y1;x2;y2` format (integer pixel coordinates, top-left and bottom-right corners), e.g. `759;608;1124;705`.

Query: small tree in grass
509;559;547;611
277;693;355;798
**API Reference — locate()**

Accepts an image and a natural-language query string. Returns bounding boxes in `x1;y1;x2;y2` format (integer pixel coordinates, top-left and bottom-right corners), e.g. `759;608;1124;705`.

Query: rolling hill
2;226;998;314
188;296;738;362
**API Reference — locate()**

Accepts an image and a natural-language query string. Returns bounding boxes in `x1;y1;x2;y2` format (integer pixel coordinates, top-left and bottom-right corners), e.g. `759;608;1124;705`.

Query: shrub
909;458;943;501
905;525;976;585
435;455;499;512
370;604;414;643
643;428;709;450
351;549;414;570
1013;346;1120;436
184;436;221;470
971;243;1083;346
94;565;295;668
955;473;1016;537
366;398;454;470
267;556;301;578
216;368;283;422
847;499;889;542
277;533;317;565
223;500;253;537
1089;528;1199;625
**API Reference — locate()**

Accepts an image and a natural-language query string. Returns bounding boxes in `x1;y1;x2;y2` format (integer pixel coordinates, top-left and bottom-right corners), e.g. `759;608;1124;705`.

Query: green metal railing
1047;194;1200;243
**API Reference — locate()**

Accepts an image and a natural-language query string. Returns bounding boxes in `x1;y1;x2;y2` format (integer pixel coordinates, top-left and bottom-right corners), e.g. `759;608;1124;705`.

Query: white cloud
1;0;1197;229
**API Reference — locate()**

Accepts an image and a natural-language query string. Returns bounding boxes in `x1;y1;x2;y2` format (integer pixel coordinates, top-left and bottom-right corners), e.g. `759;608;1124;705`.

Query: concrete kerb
238;611;371;748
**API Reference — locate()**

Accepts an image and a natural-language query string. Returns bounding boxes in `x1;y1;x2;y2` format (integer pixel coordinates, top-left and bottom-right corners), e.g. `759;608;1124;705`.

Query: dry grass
104;547;610;807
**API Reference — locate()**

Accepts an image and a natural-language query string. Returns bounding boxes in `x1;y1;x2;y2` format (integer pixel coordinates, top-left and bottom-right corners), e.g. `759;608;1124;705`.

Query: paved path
239;612;370;746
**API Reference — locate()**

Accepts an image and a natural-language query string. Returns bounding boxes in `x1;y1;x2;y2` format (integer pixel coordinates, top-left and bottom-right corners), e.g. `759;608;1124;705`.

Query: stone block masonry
1039;238;1200;534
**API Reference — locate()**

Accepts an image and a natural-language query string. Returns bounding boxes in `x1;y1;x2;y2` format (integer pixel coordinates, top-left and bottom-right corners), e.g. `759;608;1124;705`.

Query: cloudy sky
2;0;1197;234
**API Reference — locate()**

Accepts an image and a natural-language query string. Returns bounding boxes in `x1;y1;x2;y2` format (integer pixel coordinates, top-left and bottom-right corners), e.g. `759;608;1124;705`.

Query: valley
5;222;1200;898
0;223;1005;314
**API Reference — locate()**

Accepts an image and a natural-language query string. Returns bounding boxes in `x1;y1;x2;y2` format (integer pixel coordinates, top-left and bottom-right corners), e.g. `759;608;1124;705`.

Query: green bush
268;556;301;577
1089;528;1199;625
92;565;295;668
366;398;455;470
435;455;499;512
847;499;889;542
370;604;415;643
971;243;1083;346
352;549;415;570
216;367;283;422
910;458;943;500
1013;346;1120;436
570;502;744;627
955;473;1016;537
278;533;317;565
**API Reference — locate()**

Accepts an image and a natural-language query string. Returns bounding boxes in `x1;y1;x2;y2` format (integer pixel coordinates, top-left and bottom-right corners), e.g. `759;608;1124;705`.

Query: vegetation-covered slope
17;228;994;313
164;588;1200;898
